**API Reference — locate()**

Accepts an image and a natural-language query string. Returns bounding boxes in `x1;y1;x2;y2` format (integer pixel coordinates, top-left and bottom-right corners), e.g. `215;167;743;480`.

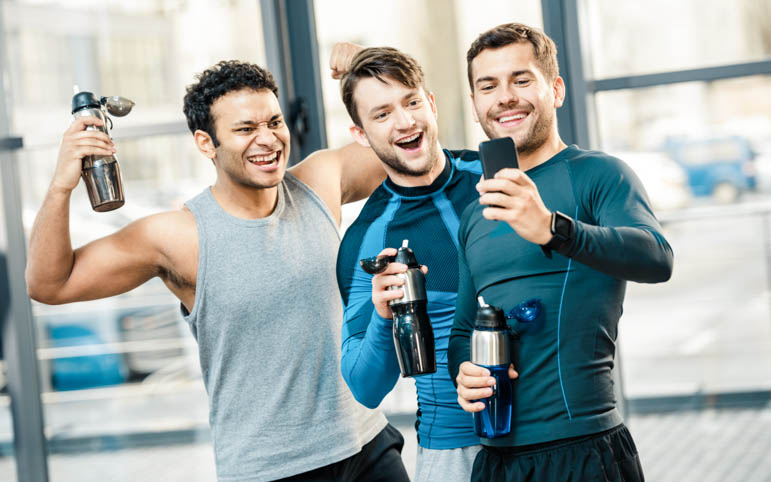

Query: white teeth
498;114;526;123
397;133;421;144
248;152;279;164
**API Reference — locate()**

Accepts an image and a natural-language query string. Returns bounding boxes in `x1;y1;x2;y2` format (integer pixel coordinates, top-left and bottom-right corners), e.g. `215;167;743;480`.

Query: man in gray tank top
26;60;410;481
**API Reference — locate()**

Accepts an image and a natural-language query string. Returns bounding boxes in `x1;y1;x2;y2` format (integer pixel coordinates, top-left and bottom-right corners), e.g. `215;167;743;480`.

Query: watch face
552;212;572;241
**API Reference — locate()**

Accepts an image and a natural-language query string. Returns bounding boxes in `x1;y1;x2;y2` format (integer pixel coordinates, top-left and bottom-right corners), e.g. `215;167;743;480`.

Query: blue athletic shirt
336;149;481;449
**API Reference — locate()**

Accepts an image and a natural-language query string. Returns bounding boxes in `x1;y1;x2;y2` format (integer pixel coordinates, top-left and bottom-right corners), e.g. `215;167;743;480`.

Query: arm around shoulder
290;143;385;209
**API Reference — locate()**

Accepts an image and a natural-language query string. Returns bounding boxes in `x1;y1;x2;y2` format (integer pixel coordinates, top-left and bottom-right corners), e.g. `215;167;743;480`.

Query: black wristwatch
540;211;574;256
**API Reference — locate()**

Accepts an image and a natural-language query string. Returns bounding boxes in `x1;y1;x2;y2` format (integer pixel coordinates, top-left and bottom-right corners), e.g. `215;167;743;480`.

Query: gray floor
1;404;770;481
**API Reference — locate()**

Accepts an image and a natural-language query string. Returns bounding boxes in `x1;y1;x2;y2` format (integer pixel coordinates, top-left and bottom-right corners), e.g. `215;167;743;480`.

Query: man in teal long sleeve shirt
448;23;673;481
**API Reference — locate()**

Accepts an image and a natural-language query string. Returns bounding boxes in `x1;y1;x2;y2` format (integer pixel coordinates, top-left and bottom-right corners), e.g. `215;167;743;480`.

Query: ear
349;124;370;148
427;91;438;119
553;76;566;108
194;130;217;161
469;93;480;123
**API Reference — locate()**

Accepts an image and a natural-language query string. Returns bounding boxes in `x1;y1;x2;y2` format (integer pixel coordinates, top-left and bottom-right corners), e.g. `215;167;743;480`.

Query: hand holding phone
479;137;518;179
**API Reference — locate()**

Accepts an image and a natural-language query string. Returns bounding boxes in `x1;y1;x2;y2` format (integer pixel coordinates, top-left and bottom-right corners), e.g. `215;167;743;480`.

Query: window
1;1;265;477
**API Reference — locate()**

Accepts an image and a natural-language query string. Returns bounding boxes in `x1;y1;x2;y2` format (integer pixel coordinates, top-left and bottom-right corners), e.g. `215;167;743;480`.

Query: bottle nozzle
402;239;409;248
73;84;80;94
478;296;487;307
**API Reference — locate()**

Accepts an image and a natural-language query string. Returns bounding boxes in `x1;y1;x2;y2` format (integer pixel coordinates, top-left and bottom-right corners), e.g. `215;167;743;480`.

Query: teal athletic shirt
336;149;482;449
448;145;673;447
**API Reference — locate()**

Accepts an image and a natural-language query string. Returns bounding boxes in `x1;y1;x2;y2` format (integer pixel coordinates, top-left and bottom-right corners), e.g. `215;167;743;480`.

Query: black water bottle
360;240;436;377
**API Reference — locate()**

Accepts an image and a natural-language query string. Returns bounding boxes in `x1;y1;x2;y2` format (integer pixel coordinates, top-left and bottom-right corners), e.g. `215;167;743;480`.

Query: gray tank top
183;172;387;481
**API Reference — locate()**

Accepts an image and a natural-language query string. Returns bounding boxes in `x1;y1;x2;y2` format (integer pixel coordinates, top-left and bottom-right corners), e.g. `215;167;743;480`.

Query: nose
393;107;416;130
497;83;519;107
253;125;277;147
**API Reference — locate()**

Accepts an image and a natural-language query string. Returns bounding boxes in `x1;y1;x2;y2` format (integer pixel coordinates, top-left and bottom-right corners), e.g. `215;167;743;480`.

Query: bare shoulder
288;148;346;224
289;143;384;216
134;208;198;297
289;148;345;196
135;208;197;255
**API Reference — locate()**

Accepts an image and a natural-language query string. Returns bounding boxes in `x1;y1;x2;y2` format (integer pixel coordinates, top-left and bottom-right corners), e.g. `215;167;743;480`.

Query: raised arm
289;40;385;222
477;157;673;284
25;118;174;305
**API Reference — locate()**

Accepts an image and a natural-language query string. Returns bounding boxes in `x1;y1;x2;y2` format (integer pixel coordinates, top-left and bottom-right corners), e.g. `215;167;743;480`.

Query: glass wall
581;0;771;401
1;0;265;479
583;0;771;78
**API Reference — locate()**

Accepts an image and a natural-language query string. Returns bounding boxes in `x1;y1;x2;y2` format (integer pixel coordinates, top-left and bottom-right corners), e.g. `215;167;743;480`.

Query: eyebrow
368;90;421;116
232;114;283;126
474;70;533;86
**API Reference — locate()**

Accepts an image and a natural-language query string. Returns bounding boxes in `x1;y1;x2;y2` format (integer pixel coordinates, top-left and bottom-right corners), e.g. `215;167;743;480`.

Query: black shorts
472;424;644;482
276;423;410;482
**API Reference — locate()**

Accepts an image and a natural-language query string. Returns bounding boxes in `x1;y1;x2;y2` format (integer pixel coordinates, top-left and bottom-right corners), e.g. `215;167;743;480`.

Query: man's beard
370;132;441;178
481;106;555;156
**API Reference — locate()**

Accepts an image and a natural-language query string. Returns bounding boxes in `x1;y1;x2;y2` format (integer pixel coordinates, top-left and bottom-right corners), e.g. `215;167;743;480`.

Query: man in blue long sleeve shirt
334;46;483;481
449;23;673;481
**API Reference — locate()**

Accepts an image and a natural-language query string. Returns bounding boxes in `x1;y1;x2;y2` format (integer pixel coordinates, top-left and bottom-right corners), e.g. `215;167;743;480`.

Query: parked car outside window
662;136;757;203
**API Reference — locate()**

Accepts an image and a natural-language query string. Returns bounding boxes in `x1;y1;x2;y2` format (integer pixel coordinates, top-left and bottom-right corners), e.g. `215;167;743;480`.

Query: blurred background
0;0;769;481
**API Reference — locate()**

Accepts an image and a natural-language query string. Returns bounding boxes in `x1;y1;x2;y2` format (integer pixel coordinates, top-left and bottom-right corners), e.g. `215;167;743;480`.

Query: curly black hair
183;60;279;147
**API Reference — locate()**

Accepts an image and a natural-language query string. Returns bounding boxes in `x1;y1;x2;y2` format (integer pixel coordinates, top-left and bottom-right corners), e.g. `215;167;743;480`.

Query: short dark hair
341;47;425;127
466;23;559;91
183;60;279;146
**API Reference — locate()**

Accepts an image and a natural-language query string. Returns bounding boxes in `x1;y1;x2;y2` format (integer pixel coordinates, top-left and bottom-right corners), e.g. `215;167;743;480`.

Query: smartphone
479;137;519;179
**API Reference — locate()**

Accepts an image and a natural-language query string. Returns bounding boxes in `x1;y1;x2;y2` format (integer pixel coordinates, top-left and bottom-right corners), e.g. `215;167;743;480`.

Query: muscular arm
290;143;385;225
27;201;176;305
25;117;180;305
290;41;385;222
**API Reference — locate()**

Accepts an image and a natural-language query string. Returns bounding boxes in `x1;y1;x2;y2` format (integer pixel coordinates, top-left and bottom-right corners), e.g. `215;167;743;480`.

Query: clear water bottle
71;90;134;212
471;296;513;438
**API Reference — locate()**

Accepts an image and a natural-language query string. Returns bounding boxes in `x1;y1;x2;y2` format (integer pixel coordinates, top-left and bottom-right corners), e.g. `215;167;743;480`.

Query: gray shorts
414;445;482;482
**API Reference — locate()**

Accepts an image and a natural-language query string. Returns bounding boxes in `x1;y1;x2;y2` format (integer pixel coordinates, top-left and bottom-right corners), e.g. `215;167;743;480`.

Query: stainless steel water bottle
471;296;513;438
71;89;135;212
359;240;436;377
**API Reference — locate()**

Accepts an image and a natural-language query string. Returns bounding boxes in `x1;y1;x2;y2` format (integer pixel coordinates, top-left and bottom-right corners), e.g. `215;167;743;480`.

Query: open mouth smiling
394;132;423;150
496;112;527;125
247;151;281;167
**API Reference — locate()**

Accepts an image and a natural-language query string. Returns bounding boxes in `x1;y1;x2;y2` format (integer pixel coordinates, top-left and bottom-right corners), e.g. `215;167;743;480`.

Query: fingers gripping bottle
471;296;513;438
71;88;135;212
359;240;436;377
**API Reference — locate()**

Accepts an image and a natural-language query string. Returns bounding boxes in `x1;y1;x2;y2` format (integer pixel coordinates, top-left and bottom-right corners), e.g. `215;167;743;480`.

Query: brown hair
341;47;425;127
466;23;559;91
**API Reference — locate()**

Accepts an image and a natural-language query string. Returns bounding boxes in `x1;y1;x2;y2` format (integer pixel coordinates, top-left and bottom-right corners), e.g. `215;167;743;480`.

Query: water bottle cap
72;91;101;114
394;240;419;268
475;299;507;330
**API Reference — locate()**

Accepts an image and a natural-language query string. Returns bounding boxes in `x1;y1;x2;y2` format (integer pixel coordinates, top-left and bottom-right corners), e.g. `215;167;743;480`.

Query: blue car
662;136;757;203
